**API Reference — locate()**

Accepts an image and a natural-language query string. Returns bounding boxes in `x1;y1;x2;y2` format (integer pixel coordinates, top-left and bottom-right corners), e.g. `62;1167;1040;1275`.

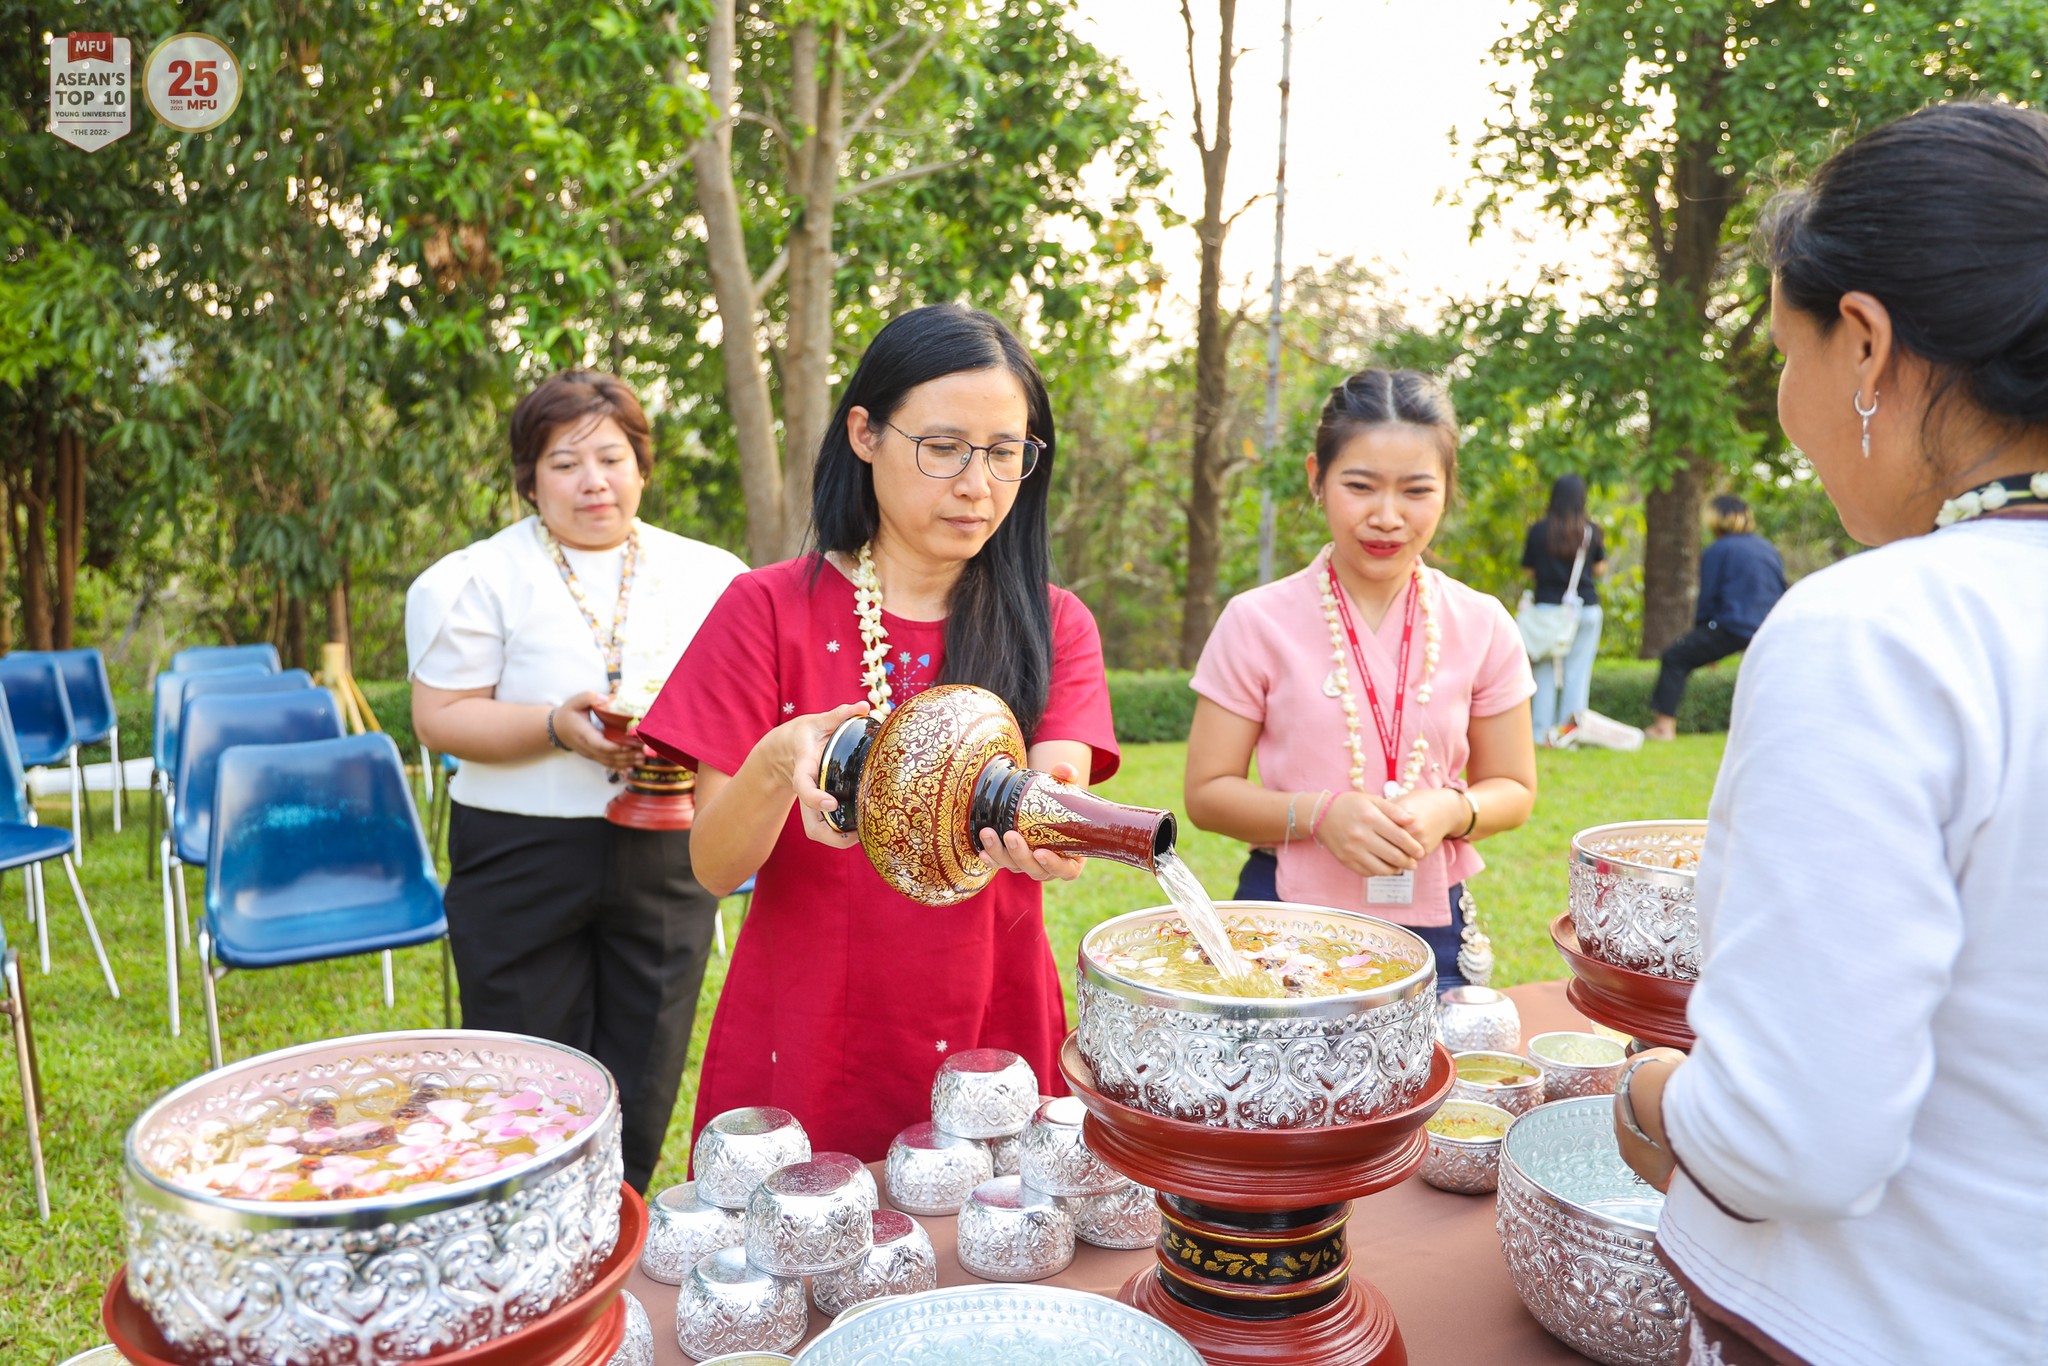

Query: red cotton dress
637;557;1120;1161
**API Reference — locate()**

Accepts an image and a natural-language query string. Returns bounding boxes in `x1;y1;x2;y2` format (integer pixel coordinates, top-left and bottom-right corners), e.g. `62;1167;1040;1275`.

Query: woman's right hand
553;692;645;772
778;701;871;849
1315;791;1426;877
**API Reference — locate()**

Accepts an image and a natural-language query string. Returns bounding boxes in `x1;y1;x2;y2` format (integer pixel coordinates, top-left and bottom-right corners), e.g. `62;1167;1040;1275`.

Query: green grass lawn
0;736;1723;1361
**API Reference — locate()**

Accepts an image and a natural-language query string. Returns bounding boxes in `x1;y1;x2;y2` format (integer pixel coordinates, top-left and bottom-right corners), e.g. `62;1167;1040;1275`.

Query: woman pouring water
636;305;1118;1161
1182;369;1537;990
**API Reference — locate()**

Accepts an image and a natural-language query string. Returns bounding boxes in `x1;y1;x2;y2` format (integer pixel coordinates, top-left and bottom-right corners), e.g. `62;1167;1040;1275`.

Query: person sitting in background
1519;473;1607;747
1643;494;1784;741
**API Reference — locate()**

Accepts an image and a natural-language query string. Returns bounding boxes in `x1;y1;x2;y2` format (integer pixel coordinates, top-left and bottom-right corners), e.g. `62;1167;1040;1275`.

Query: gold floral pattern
857;684;1025;905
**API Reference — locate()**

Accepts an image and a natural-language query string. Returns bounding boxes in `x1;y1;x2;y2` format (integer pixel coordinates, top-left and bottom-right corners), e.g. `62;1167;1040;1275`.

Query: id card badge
1365;871;1415;906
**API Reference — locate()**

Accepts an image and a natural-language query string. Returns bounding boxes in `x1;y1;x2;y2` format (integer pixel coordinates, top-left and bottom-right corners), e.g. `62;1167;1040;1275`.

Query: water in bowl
1584;1194;1665;1231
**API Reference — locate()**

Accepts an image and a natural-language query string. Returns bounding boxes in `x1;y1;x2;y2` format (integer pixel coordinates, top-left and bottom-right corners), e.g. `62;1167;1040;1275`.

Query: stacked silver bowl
883;1048;1036;1219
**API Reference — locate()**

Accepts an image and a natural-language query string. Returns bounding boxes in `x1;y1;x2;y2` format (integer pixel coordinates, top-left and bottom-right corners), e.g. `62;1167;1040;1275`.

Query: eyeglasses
884;421;1042;482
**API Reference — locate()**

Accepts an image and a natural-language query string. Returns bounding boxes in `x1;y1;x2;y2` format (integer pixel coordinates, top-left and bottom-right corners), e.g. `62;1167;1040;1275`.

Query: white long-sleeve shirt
1659;516;2048;1365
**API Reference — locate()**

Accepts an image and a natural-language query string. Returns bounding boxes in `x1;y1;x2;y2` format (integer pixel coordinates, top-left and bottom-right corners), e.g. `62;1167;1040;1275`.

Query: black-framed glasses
884;420;1042;482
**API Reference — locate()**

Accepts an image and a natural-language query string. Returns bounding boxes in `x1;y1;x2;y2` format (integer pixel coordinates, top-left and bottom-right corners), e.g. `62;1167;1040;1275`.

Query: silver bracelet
1285;792;1301;845
1615;1054;1669;1153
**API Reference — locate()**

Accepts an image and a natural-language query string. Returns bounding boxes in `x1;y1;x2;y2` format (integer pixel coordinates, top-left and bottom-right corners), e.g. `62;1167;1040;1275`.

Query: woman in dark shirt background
1645;494;1787;740
1521;474;1607;745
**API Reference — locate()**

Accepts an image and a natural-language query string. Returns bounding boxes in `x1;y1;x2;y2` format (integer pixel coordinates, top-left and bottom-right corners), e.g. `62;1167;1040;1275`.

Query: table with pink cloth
629;979;1598;1364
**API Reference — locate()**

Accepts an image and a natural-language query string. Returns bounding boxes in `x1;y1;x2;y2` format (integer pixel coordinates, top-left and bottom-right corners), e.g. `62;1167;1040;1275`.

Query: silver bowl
1419;1098;1514;1195
795;1285;1204;1364
744;1159;875;1277
1451;1050;1546;1116
677;1246;806;1362
121;1029;622;1366
1019;1095;1122;1196
642;1180;746;1285
1064;1180;1160;1249
611;1290;654;1366
885;1121;994;1216
813;1151;881;1210
1569;821;1705;981
955;1175;1075;1282
810;1209;940;1317
983;1131;1022;1177
56;1350;127;1366
694;1107;811;1211
931;1049;1039;1140
1077;902;1437;1129
1528;1031;1629;1099
1437;985;1523;1054
1497;1096;1689;1365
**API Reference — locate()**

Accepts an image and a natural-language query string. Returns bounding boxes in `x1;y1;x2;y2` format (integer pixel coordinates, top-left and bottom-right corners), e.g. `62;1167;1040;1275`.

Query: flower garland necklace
1935;471;2048;529
538;519;639;689
852;543;894;715
1317;545;1440;798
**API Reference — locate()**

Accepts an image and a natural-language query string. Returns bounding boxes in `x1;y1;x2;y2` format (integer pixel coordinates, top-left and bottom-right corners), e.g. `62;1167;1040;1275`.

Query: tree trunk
685;0;786;566
327;566;351;655
1640;448;1716;658
15;426;55;651
284;594;309;672
0;476;11;654
1178;0;1239;669
54;425;83;650
777;19;846;559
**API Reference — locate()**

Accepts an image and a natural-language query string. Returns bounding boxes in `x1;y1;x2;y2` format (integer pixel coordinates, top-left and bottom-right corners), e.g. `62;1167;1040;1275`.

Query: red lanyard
1328;560;1418;789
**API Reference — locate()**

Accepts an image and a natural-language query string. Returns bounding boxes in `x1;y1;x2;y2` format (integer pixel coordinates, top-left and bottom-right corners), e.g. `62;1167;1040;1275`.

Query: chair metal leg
110;726;124;832
440;936;454;1027
68;747;84;863
172;853;192;951
382;950;395;1009
198;924;223;1071
146;771;162;881
161;839;181;1037
31;863;50;975
60;853;120;999
3;951;50;1220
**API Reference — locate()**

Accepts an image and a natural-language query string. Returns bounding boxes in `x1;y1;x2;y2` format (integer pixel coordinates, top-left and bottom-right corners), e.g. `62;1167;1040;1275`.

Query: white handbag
1516;529;1590;663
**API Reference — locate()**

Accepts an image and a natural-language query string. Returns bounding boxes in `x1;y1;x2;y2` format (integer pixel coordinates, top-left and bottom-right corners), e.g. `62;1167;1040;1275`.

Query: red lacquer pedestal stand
1551;913;1696;1050
1062;1035;1454;1366
593;707;696;831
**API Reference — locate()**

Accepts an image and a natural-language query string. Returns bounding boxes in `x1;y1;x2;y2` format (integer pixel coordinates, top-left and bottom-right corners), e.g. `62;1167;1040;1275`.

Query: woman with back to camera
635;304;1118;1161
1519;473;1608;747
1612;102;2048;1364
406;370;746;1192
1642;494;1785;741
1182;369;1538;991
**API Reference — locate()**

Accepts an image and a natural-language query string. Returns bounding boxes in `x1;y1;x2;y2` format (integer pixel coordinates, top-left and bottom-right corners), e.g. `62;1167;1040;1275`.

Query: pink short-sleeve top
1190;560;1536;927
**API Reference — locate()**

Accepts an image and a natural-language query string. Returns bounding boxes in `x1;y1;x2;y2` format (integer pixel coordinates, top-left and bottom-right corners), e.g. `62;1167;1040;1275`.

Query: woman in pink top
1185;369;1537;988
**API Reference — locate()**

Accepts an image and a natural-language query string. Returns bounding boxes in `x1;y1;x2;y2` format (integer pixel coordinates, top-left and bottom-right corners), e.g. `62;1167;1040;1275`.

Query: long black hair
1544;473;1590;560
1758;101;2048;435
810;304;1056;738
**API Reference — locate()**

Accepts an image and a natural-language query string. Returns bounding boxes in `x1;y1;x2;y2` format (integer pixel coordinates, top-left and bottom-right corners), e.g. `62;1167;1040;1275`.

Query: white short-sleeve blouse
405;515;747;819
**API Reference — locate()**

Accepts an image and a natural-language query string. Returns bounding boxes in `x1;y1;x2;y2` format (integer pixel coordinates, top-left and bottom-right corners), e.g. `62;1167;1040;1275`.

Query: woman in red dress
637;305;1118;1161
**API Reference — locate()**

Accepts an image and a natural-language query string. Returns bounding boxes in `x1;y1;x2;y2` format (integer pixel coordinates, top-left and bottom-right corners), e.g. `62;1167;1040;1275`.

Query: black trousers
1651;622;1750;717
444;802;718;1192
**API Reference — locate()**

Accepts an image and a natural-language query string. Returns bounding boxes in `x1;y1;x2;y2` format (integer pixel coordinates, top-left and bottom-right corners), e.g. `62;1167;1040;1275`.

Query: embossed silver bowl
642;1180;747;1285
810;1210;940;1317
813;1151;881;1210
885;1121;995;1216
1569;821;1706;981
121;1029;622;1366
1437;984;1523;1054
984;1132;1022;1177
794;1284;1204;1364
695;1107;812;1211
1419;1098;1513;1195
1064;1179;1160;1250
1078;902;1436;1129
611;1289;655;1366
931;1049;1039;1140
1497;1096;1689;1366
1451;1050;1546;1116
1528;1031;1628;1100
677;1246;807;1362
955;1175;1075;1283
745;1159;876;1277
1018;1095;1122;1197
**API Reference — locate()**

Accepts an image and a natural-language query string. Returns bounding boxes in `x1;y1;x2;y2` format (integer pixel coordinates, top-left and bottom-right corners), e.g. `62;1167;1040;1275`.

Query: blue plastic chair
43;648;123;839
169;643;281;675
148;665;280;880
0;656;84;859
200;734;450;1068
0;689;118;1000
162;688;343;1037
1;915;48;1219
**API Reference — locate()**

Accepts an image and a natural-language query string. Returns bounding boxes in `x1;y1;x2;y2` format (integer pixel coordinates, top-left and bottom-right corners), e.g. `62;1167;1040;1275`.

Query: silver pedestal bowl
1569;821;1706;981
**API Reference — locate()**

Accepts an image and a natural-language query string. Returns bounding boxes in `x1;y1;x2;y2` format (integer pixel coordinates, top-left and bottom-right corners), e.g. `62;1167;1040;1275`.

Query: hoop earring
1854;390;1879;460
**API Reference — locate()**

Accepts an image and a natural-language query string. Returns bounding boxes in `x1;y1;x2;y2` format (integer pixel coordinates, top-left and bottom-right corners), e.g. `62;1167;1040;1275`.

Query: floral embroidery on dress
782;702;796;716
826;639;841;654
883;650;935;700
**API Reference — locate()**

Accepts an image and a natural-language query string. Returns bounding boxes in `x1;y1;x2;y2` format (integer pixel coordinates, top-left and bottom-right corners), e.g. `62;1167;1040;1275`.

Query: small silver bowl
1451;1050;1546;1115
812;1150;881;1209
1065;1180;1161;1249
810;1209;940;1317
744;1159;875;1277
693;1107;811;1211
1019;1095;1123;1196
885;1120;995;1216
1437;984;1523;1054
1420;1099;1514;1195
676;1246;807;1362
956;1175;1075;1282
610;1290;654;1366
931;1048;1039;1139
985;1131;1023;1177
641;1180;747;1285
1527;1031;1628;1100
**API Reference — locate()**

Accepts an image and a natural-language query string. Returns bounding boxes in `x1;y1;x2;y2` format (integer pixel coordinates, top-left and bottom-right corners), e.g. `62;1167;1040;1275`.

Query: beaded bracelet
545;705;571;752
1307;789;1335;843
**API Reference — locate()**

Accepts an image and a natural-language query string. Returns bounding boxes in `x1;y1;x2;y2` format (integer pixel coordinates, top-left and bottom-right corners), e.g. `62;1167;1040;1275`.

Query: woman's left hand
976;762;1088;884
1613;1048;1686;1192
1393;786;1467;858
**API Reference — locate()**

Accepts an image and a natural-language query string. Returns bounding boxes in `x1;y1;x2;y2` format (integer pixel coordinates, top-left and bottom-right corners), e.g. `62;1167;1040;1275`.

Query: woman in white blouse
1613;103;2048;1364
406;370;745;1191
